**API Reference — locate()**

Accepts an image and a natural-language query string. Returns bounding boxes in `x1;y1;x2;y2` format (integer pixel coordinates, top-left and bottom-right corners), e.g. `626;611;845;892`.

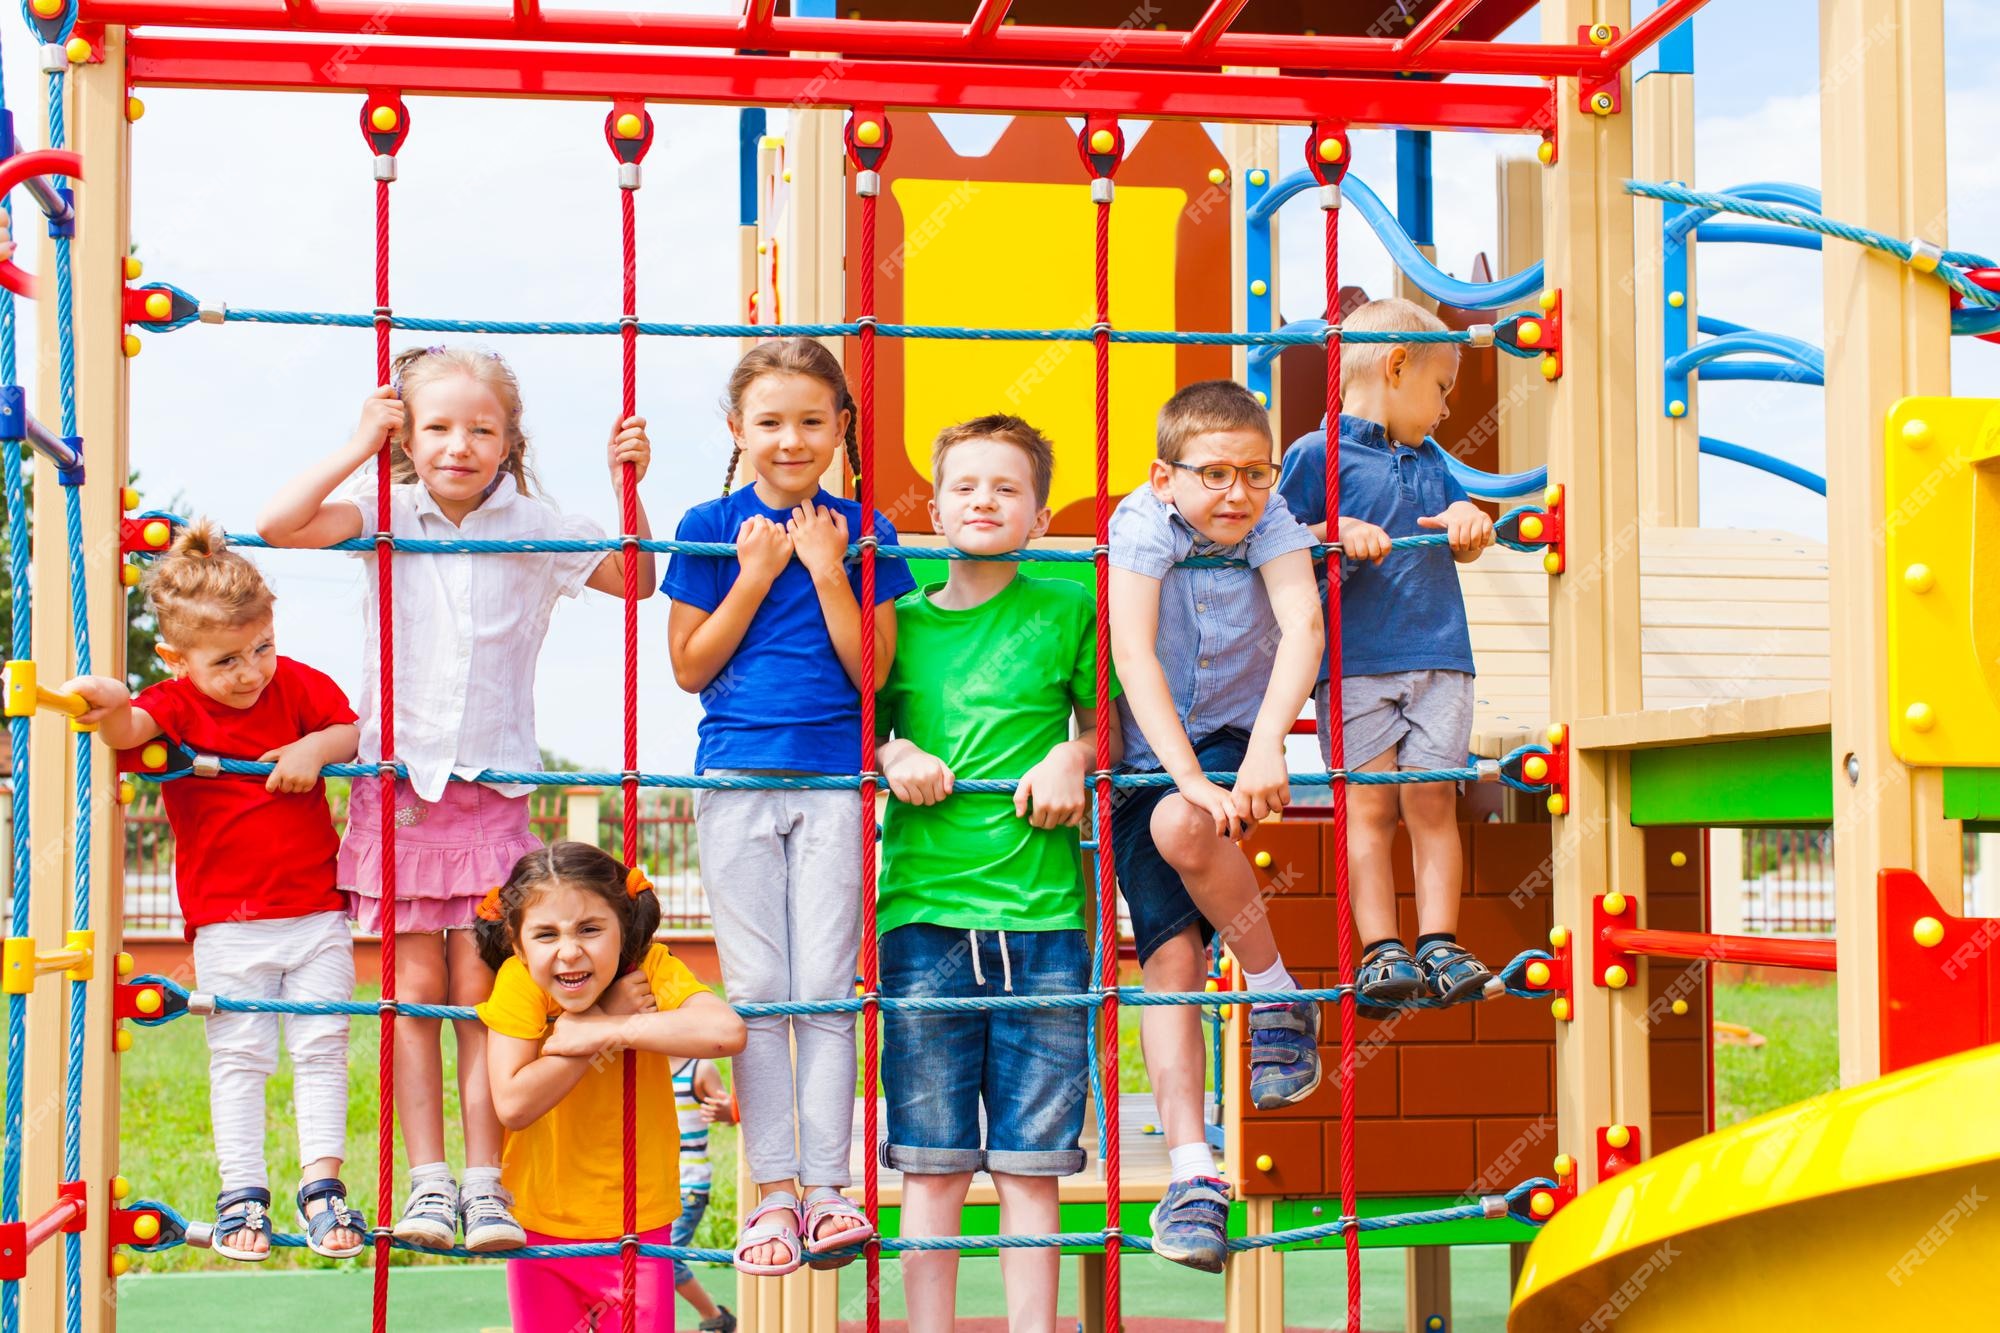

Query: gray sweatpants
696;776;862;1187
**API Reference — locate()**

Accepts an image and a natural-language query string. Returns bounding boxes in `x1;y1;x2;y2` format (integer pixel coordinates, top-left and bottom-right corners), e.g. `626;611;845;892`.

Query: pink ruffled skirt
339;778;543;935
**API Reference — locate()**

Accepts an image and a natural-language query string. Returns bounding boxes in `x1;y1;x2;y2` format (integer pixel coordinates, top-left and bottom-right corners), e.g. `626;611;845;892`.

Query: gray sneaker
460;1184;527;1252
391;1175;458;1249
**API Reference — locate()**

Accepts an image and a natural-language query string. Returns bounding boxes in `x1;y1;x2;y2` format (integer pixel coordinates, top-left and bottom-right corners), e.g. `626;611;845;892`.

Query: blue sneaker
1248;998;1322;1109
1356;940;1426;1018
1148;1175;1230;1273
1416;939;1495;1004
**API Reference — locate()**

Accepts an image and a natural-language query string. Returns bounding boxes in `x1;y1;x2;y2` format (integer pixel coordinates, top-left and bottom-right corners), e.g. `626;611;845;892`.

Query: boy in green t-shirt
877;414;1120;1329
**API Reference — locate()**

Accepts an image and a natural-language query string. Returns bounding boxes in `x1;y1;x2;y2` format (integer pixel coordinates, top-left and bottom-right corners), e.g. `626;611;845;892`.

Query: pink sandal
733;1192;804;1277
801;1186;875;1271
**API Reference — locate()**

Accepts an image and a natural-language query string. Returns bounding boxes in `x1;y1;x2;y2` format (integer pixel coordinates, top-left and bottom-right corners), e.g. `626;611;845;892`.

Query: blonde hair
389;346;537;497
1156;379;1272;463
932;414;1056;507
143;519;276;648
720;338;859;495
1340;298;1454;385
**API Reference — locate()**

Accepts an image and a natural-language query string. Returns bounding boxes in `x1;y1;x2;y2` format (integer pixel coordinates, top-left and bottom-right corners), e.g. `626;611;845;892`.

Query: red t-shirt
136;657;358;940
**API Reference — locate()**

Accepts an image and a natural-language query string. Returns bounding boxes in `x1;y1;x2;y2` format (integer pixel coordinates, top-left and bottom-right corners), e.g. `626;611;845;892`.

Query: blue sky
3;1;1995;772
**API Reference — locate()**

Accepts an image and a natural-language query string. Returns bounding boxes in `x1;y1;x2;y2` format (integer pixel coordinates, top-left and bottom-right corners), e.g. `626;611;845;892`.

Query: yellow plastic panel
1884;396;2000;764
891;178;1184;517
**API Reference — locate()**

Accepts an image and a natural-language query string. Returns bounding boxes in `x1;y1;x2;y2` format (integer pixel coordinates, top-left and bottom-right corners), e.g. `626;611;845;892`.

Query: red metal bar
740;0;774;34
1184;0;1250;53
82;0;1615;77
964;0;1011;40
124;36;1554;132
1600;924;1837;972
0;1196;85;1281
1604;0;1715;64
1399;0;1488;60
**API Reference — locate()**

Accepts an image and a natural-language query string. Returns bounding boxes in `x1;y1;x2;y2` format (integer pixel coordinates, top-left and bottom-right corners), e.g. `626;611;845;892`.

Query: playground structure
0;2;1993;1332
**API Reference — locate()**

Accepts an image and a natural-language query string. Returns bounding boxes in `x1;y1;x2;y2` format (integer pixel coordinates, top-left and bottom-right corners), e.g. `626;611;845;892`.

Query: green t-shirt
878;575;1119;934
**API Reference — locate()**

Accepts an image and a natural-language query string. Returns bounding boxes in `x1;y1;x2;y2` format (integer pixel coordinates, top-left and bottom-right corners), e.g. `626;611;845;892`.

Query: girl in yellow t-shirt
475;840;746;1333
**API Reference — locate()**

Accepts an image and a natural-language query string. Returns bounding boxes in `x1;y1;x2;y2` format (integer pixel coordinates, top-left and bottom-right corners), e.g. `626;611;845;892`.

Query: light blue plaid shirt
1109;487;1316;772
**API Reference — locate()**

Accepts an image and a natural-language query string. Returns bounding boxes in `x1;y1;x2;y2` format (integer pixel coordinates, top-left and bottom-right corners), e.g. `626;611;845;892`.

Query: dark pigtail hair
473;840;663;976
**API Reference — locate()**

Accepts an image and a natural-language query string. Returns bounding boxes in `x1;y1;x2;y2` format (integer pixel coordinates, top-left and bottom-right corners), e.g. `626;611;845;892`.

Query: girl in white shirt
258;345;654;1253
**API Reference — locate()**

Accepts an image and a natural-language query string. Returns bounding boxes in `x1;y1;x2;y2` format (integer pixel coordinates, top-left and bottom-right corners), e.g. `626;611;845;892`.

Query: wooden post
27;24;132;1330
1405;1245;1451;1333
1541;0;1651;1190
1495;155;1549;474
1076;1251;1105;1333
565;786;602;847
1707;828;1746;936
1631;68;1700;525
1819;0;1957;1084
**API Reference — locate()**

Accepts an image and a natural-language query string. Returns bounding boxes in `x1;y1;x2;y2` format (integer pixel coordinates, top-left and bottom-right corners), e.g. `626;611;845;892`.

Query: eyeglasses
1170;460;1279;491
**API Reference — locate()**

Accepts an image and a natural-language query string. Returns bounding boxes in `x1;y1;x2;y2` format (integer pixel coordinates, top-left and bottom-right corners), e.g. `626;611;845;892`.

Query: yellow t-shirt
476;942;710;1238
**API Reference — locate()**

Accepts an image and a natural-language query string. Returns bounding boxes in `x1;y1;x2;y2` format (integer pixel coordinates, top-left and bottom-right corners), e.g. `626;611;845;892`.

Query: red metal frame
81;0;1716;81
124;36;1558;129
0;1192;87;1281
1879;868;2000;1074
1592;893;1838;986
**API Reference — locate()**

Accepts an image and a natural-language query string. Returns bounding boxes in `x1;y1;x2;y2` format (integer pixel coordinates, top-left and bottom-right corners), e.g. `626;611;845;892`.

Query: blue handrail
1698;437;1826;495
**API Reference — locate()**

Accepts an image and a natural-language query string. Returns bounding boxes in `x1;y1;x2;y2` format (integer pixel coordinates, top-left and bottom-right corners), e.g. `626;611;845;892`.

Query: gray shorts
1315;670;1475;772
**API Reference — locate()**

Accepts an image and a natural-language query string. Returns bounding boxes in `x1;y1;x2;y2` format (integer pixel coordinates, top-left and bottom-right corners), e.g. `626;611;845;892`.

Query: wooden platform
1463;527;1831;756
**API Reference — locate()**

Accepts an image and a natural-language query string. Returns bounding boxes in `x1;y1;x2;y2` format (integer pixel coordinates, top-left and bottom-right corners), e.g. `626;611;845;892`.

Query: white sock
461;1165;503;1197
1243;959;1297;994
1168;1143;1219;1183
409;1161;453;1187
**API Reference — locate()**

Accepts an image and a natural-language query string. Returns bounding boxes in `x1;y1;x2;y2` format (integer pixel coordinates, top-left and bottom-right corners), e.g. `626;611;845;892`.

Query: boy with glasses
1107;379;1325;1273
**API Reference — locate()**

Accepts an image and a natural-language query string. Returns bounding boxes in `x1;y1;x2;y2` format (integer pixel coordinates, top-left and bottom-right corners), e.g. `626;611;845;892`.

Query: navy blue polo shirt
1276;415;1475;681
663;486;916;773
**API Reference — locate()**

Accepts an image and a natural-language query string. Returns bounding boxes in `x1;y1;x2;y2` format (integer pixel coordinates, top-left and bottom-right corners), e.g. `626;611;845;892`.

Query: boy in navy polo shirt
1277;298;1497;1013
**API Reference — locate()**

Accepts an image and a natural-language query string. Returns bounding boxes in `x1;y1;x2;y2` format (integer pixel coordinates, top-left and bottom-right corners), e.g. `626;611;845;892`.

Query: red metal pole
1601;925;1837;972
963;0;1011;40
1605;0;1716;65
1399;0;1488;59
21;1197;83;1258
1184;0;1250;53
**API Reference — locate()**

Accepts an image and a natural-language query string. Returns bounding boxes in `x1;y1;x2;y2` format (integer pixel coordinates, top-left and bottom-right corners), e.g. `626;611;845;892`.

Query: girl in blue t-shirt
663;337;914;1276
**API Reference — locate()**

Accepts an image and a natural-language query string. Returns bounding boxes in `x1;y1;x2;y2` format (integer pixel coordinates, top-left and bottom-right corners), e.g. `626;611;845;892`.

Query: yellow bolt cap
1553;1153;1574;1176
1901;418;1931;449
117;778;135;804
124;258;143;281
1670;851;1687;868
1248;169;1266;186
1603;892;1627;916
1551;996;1573;1021
1668;400;1686;418
1253;390;1268;407
1604;964;1629;989
127;97;145;123
1254;1154;1273;1172
1591;91;1615;114
1519;514;1544;542
1203;979;1219;992
1540;353;1561;380
1668;290;1685;307
29;0;60;15
1546;722;1567;746
1546;791;1567;815
122;333;141;358
370;105;399;132
1089;129;1115;154
115;951;134;977
855;119;882;146
1523;754;1548;781
1529;1191;1554;1218
135;989;161;1015
1207;168;1226;185
112;1175;130;1200
1539;289;1558;313
144;292;171;321
1536;140;1554;165
133;1214;159;1241
1253;850;1272;868
1317;137;1343;163
1543;550;1564;576
1517;319;1542;347
1671;998;1689;1015
1904;563;1935;593
141;742;167;769
120;563;141;588
1605;1124;1631;1149
1526;961;1550;987
1906;701;1936;732
121;486;140;512
1250;279;1267;297
1543;483;1563;508
141;519;170;548
113;1028;132;1053
110;1253;131;1278
1913;916;1945;948
65;37;91;63
615;112;644;140
1548;925;1570;950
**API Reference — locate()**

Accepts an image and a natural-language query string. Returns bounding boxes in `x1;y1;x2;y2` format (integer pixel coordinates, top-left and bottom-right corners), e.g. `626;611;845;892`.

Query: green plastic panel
1943;768;2000;823
1628;732;1833;827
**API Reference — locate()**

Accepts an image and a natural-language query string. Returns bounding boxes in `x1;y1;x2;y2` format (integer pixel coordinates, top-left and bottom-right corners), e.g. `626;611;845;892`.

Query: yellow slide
1509;1044;2000;1330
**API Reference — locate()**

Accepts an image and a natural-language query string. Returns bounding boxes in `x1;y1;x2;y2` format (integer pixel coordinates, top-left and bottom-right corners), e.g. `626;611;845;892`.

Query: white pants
191;910;355;1194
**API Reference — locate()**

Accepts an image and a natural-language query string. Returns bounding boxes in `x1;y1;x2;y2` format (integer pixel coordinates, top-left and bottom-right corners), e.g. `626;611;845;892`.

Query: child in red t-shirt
65;520;367;1265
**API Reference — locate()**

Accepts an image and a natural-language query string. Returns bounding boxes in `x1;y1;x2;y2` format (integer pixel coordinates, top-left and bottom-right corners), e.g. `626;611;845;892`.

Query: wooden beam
1494;154;1547;474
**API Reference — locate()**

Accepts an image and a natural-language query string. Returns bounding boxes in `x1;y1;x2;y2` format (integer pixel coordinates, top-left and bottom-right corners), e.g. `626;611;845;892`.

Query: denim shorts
881;923;1089;1177
1110;727;1249;965
668;1188;708;1288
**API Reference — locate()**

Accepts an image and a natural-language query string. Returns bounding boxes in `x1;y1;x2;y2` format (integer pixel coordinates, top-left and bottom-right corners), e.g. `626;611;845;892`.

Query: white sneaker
391;1175;458;1249
460;1184;526;1252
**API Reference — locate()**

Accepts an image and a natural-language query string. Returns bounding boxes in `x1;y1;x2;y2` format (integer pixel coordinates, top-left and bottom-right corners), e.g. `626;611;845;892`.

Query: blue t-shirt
1276;415;1475;680
662;486;916;773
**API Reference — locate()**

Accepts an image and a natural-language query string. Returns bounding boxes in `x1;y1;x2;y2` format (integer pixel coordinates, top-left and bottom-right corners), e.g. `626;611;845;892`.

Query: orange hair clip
626;866;653;899
475;885;506;922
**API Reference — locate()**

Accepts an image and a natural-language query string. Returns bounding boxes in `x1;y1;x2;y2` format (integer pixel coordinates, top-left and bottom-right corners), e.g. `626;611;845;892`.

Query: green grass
1711;978;1841;1126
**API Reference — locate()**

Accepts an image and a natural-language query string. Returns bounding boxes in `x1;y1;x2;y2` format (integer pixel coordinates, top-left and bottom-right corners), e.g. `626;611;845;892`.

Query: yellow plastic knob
1203;979;1218;993
1540;289;1558;313
1250;279;1267;297
122;333;141;358
1207;168;1226;185
135;988;161;1015
1529;1191;1554;1218
65;37;91;64
1548;925;1569;950
127;97;145;123
141;743;168;769
370;105;399;132
1543;483;1563;509
1526;961;1550;987
1254;1154;1273;1172
1605;1124;1631;1149
1590;91;1615;115
1540;353;1561;381
115;951;134;977
1913;916;1945;948
1253;850;1272;869
1551;997;1572;1021
1248;169;1266;186
1536;139;1554;165
1905;701;1936;732
124;258;143;281
121;486;140;512
132;1213;159;1241
117;778;135;804
1523;755;1548;782
1904;563;1935;593
1546;722;1567;747
1667;290;1685;308
1317;137;1343;163
113;1028;132;1053
110;1253;130;1278
1589;23;1614;44
141;519;170;548
1253;390;1268;407
855;119;882;147
1519;515;1544;542
1546;791;1567;816
1670;998;1689;1016
1603;964;1629;989
1668;400;1686;418
615;112;644;140
1603;892;1627;917
1543;550;1564;576
112;1174;131;1200
1517;320;1542;347
1089;129;1115;154
1900;418;1931;449
120;563;141;588
1552;1153;1574;1177
1670;851;1687;868
143;290;171;321
29;0;60;16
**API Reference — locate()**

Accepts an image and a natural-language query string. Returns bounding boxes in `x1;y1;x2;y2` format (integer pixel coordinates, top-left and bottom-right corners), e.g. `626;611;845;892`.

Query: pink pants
507;1226;679;1333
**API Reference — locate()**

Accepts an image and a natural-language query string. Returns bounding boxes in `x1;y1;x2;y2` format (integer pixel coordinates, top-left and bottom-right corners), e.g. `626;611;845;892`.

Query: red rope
1323;199;1360;1333
618;174;641;1333
857;180;883;1333
1091;190;1121;1333
371;169;397;1333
